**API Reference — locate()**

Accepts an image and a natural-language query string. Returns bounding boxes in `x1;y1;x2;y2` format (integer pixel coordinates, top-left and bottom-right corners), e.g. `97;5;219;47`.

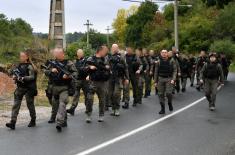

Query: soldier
85;45;111;123
109;44;129;116
45;48;77;132
200;53;224;111
179;55;190;92
172;47;181;94
104;51;112;111
122;47;143;109
67;49;89;116
188;54;196;87
6;51;37;130
149;50;159;95
154;50;177;115
42;59;56;123
196;50;208;91
220;53;229;80
135;48;146;105
143;48;152;98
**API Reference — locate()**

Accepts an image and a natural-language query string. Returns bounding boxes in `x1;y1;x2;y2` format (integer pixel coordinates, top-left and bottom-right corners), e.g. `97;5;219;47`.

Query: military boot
122;102;129;109
168;102;173;112
28;119;36;128
159;103;165;115
48;116;56;124
56;125;62;132
6;120;16;130
66;108;75;116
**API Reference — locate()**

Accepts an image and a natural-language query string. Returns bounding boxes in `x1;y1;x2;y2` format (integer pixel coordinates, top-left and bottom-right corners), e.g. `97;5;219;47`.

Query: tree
66;41;94;59
125;1;158;47
66;32;84;44
202;0;233;8
112;5;138;46
213;3;235;41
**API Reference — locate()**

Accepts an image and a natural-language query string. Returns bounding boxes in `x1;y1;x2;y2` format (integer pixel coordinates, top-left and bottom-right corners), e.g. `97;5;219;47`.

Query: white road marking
76;86;222;155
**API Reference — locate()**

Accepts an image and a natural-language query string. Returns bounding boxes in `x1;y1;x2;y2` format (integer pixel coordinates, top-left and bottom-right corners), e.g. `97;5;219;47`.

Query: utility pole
106;26;112;47
84;20;93;49
174;0;179;51
49;0;66;49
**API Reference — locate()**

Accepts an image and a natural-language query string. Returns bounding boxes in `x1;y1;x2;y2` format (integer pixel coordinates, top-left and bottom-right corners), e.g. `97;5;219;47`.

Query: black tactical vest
110;53;125;78
204;63;219;79
75;58;88;80
88;56;111;82
51;60;71;85
17;63;36;86
126;54;139;73
158;59;173;77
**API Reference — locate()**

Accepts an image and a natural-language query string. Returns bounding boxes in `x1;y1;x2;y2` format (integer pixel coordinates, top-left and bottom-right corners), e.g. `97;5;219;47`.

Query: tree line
112;0;235;59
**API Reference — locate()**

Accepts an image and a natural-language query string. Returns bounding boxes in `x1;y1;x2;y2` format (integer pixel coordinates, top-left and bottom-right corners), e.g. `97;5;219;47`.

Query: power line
84;20;93;49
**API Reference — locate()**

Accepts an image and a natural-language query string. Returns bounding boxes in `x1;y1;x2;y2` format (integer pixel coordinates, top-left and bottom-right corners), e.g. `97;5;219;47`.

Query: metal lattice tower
49;0;66;49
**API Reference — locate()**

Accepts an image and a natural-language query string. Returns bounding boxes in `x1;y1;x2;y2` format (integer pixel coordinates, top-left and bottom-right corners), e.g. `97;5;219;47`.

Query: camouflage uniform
179;57;190;92
154;58;177;114
139;56;149;102
189;57;196;86
45;59;77;127
123;53;143;107
86;56;111;117
200;62;224;109
196;56;208;90
7;63;37;129
67;58;89;115
144;55;152;97
109;53;129;114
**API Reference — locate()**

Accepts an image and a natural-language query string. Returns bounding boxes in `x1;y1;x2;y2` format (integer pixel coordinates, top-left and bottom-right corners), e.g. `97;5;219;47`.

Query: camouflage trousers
144;72;152;96
137;74;145;103
190;70;195;85
11;87;36;122
181;76;188;90
86;81;106;116
52;85;69;126
157;77;174;104
123;73;143;104
110;79;123;110
45;83;53;107
105;79;112;109
69;80;89;110
204;79;218;107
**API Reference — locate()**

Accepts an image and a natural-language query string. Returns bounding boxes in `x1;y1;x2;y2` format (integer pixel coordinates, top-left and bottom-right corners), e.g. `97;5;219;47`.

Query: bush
209;39;235;60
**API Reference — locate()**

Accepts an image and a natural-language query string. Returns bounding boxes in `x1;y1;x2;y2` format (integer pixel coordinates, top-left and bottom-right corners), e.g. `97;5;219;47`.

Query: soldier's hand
105;65;110;69
200;79;204;84
150;71;153;75
86;76;90;81
154;83;158;88
171;80;175;84
136;70;140;74
178;73;181;77
63;74;69;79
89;66;97;70
51;68;58;73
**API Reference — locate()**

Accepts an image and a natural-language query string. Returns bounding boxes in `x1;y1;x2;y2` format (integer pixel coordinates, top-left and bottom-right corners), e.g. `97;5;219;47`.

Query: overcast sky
0;0;167;33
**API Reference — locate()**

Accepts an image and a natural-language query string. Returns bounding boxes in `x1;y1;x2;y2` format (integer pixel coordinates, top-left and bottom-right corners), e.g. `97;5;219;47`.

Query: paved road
0;74;235;155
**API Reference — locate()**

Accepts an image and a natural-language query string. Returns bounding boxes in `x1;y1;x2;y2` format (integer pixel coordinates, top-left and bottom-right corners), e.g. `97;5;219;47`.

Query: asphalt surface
0;74;235;155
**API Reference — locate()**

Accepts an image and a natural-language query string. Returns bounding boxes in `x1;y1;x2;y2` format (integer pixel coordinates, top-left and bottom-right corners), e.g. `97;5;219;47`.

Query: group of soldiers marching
5;45;231;132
